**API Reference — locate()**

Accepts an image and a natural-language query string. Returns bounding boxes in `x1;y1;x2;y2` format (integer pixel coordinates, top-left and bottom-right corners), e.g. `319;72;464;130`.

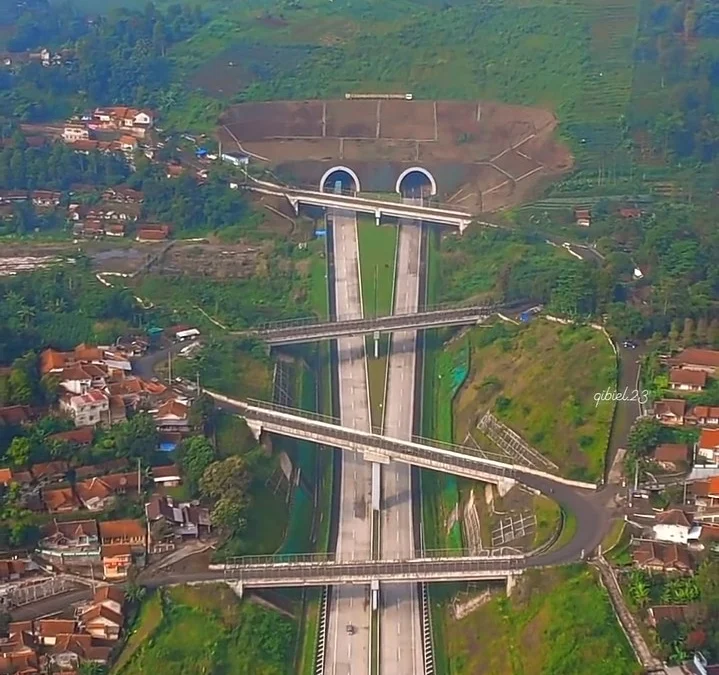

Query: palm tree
628;570;651;608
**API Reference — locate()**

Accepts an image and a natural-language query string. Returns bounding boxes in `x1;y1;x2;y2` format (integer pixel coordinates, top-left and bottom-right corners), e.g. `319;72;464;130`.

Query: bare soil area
219;99;572;212
157;242;263;279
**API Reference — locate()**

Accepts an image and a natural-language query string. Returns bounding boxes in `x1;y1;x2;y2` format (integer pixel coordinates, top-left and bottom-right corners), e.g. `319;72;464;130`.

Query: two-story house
698;429;719;467
60;390;109;427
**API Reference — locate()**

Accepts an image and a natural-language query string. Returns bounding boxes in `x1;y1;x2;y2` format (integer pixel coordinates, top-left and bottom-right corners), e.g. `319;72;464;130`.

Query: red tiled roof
155;400;188;419
47;428;93;445
31;461;69;480
35;619;76;638
98;519;145;541
42;487;79;513
673;348;719;369
632;540;693;570
151;465;180;480
47;519;98;540
80;603;123;626
93;585;125;607
0;405;31;426
648;605;686;625
0;468;13;485
656;509;691;527
40;348;69;374
654;399;686;417
693;405;719;419
101;543;132;559
74;343;102;361
700;428;719;450
670;368;706;386
652;443;689;463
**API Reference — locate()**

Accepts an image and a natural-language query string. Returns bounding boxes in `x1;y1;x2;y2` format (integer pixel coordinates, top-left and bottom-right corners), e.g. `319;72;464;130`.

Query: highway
324;208;373;675
380;214;423;673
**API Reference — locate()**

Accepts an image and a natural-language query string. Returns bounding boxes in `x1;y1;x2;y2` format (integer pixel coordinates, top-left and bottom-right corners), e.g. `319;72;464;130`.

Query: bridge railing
244;398;523;476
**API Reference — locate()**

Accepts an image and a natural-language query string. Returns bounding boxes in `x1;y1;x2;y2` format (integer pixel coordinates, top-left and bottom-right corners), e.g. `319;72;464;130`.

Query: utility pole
374;264;378;318
168;350;172;382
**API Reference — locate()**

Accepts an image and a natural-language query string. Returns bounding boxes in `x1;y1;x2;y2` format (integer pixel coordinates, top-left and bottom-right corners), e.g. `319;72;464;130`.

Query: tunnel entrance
396;167;437;200
319;166;361;194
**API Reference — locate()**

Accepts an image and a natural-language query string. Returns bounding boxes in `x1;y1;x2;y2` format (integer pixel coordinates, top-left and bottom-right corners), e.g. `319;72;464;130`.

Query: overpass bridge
212;395;519;492
248;179;474;231
207;394;605;566
214;552;526;588
238;304;498;344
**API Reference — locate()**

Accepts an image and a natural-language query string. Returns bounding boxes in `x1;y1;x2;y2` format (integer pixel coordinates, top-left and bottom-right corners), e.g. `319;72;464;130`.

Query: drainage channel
419;582;435;675
314;586;330;675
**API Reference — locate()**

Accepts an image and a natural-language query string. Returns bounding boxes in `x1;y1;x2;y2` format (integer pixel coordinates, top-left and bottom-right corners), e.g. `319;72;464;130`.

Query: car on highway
345;624;356;635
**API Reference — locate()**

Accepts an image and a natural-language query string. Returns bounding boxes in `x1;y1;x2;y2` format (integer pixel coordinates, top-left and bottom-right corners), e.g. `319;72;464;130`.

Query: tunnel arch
395;167;437;196
319;166;361;193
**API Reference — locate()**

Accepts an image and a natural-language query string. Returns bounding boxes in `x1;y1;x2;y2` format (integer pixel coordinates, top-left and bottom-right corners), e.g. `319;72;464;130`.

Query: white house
62;125;89;143
698;429;719;467
652;509;701;545
60;390;109;427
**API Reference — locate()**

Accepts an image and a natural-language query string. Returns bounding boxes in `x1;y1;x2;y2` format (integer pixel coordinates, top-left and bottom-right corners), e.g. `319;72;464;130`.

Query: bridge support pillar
245;419;263;442
506;573;520;597
227;580;244;598
287;196;299;215
373;330;380;359
375;209;381;226
371;579;379;611
496;477;516;497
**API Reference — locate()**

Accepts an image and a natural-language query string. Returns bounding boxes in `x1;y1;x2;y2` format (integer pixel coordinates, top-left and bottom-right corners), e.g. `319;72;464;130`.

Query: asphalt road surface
379;217;423;674
324;208;373;675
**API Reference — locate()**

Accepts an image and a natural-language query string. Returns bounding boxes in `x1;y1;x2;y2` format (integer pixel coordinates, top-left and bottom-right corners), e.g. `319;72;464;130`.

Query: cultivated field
219;99;572;212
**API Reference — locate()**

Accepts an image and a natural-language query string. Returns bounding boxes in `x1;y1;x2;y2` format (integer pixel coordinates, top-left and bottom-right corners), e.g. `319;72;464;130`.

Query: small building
92;586;125;616
692;476;719;509
151;465;182;488
98;519;146;549
35;619;77;646
671;348;719;374
651;443;689;471
669;368;706;392
136;224;170;242
60;390;109;427
62;125;90;143
693;406;719;427
100;544;133;581
647;605;686;627
654;399;686;426
118;135;138;154
697;428;719;466
652;509;700;545
221;152;249;168
47;427;94;446
0;405;31;426
146;494;211;540
40;519;99;552
632;540;693;574
42;487;80;514
153;399;189;433
105;222;126;237
0;559;28;581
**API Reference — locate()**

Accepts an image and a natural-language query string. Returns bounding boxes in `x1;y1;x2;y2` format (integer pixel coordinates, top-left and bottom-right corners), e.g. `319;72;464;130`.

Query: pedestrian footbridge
238;304;497;345
214;551;526;587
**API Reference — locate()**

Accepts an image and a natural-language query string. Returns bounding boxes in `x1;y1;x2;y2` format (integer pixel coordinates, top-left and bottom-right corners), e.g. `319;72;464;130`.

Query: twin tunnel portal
321;165;437;200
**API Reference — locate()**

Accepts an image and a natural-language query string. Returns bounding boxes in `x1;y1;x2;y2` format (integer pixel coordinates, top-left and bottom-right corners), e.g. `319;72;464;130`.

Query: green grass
116;585;296;675
532;495;561;550
356;216;397;429
297;590;321;675
111;593;163;674
600;518;626;555
442;565;641;675
356;218;397;318
549;510;577;554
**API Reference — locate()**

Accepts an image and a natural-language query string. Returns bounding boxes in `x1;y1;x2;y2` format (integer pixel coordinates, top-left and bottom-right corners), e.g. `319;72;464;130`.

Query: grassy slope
453;320;616;481
116;586;296;675
444;566;641;675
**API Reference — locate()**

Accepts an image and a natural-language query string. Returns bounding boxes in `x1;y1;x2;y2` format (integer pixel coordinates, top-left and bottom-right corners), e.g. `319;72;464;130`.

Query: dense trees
200;456;251;535
0;138;130;191
0;2;207;121
0;264;138;364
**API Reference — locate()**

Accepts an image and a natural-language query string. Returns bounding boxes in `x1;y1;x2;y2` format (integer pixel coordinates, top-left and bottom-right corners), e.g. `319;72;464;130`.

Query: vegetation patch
453;319;616;480
443;565;641;675
115;585;296;675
